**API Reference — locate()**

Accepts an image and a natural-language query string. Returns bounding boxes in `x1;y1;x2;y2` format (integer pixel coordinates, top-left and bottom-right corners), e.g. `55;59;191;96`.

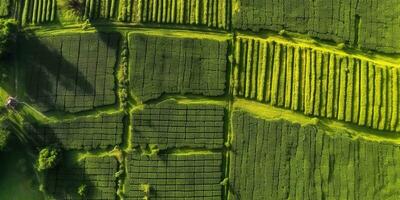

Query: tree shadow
16;31;120;113
17;31;93;112
45;155;95;200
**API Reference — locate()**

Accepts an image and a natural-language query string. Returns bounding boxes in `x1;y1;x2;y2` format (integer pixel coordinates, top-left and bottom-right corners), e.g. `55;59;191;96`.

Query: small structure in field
5;96;18;110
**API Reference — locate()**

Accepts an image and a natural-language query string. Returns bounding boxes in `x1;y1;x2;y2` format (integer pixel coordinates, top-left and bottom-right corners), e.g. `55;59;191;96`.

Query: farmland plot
232;0;400;53
129;31;228;102
126;153;223;199
46;156;118;200
131;99;225;150
233;35;400;132
2;0;400;199
18;32;120;113
30;112;125;150
229;110;400;199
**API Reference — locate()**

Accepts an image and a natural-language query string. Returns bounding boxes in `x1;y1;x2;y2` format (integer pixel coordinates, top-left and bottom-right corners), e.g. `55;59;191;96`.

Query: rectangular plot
131;99;225;150
46;156;118;200
128;32;227;102
31;112;125;150
233;35;400;132
18;32;119;113
230;110;400;199
126;153;223;199
232;0;400;53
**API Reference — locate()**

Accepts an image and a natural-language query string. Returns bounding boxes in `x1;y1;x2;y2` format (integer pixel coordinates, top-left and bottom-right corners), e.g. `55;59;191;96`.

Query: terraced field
0;0;399;200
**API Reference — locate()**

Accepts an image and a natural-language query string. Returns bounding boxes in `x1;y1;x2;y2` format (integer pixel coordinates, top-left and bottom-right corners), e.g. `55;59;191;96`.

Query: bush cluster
37;146;62;172
118;41;129;110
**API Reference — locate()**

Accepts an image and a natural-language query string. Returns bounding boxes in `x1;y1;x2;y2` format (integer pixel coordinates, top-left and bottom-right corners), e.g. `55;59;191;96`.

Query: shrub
36;146;62;171
77;184;87;197
63;0;84;16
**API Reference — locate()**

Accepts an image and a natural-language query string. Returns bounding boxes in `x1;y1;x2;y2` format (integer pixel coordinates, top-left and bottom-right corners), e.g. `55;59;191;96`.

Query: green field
0;0;399;199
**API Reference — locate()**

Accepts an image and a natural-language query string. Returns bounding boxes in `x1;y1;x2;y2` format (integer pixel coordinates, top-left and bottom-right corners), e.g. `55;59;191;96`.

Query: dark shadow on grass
44;154;95;200
16;30;121;113
17;31;95;112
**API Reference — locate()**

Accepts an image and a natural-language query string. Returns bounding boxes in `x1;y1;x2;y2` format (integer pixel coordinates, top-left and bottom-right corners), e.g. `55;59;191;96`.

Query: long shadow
45;153;95;200
17;31;94;112
16;30;121;113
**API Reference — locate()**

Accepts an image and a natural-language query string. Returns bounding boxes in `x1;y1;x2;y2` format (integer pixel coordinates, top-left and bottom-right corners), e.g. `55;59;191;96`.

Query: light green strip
234;98;400;145
236;33;400;68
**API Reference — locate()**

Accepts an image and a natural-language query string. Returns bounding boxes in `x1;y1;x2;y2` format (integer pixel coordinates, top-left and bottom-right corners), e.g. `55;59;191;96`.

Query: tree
36;146;62;171
77;184;87;197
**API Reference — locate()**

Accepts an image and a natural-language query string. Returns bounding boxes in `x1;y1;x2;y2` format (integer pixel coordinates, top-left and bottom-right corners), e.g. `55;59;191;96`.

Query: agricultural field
0;0;398;200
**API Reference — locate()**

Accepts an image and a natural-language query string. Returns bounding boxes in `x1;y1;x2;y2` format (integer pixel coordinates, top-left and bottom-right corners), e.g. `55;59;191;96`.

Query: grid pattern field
234;36;400;132
129;32;227;102
46;156;118;200
132;100;225;150
232;0;400;53
230;110;400;199
126;153;223;199
19;32;119;113
0;0;9;16
31;112;124;150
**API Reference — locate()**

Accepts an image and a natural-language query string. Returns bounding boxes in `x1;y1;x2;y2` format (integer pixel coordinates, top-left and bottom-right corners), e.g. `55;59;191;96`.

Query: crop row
230;110;400;200
31;112;125;150
18;32;120;113
20;0;56;24
79;0;230;29
126;153;223;199
233;36;400;132
129;32;227;102
138;0;230;29
132;99;225;150
81;0;119;20
46;156;118;200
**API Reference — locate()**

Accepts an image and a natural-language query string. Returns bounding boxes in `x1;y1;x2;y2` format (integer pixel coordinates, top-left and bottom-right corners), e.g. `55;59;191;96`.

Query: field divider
233;98;400;145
